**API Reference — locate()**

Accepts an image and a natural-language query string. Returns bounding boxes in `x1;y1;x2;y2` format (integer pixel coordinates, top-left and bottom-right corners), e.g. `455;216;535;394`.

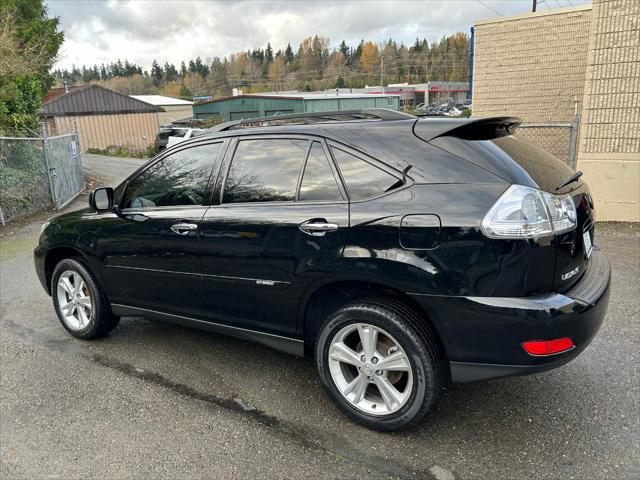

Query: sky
46;0;592;71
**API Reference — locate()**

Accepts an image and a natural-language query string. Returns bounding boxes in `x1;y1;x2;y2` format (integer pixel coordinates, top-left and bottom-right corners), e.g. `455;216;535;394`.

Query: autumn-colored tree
55;33;470;97
161;80;182;98
268;56;286;91
100;74;154;95
359;41;379;73
182;72;207;96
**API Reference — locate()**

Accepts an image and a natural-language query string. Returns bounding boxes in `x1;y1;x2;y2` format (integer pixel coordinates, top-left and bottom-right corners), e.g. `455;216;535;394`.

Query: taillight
481;185;577;239
522;338;574;356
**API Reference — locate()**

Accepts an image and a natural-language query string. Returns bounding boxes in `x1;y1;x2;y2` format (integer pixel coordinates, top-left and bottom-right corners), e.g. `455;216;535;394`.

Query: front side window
121;143;221;209
331;147;401;201
299;142;343;201
223;138;308;203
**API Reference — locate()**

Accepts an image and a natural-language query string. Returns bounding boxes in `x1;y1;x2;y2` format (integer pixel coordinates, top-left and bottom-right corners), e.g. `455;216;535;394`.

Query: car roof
189;115;518;143
159;113;520;185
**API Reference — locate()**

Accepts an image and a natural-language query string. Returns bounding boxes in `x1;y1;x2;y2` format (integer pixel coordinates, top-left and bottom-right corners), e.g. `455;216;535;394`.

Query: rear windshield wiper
556;170;583;191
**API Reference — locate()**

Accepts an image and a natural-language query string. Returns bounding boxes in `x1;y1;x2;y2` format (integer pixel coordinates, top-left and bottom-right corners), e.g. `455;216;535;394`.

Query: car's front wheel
315;298;442;431
51;258;120;339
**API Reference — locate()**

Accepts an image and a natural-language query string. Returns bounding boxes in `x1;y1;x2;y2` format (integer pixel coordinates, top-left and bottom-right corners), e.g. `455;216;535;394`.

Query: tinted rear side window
331;147;400;201
223;138;308;203
299;142;343;201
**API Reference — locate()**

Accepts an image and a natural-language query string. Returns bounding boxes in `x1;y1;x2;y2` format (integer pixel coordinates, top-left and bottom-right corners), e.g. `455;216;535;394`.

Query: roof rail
208;108;414;132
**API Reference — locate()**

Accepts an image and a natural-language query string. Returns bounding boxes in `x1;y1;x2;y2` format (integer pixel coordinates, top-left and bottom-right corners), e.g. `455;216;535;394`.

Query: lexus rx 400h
35;110;610;431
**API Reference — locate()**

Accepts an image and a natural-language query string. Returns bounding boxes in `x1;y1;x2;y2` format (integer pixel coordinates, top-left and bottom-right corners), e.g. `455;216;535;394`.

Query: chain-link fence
45;134;85;211
515;116;580;170
0;132;84;225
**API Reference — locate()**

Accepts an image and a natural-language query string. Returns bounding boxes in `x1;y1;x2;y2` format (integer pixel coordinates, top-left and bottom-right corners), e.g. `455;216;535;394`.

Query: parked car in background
154;127;205;153
34;109;610;431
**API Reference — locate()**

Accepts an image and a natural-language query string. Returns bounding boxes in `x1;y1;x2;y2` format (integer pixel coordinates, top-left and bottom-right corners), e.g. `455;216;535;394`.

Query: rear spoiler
414;116;522;142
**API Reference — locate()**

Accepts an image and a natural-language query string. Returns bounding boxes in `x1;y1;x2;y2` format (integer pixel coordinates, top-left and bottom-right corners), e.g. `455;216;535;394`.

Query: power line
538;0;551;10
477;0;502;16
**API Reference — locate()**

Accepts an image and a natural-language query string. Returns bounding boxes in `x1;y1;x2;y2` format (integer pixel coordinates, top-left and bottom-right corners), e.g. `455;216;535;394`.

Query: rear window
331;147;401;201
157;129;187;140
432;135;577;193
299;142;343;201
223;138;308;203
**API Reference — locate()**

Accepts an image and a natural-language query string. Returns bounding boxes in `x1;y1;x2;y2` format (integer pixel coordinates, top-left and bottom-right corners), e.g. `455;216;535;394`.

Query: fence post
42;122;58;210
567;96;580;170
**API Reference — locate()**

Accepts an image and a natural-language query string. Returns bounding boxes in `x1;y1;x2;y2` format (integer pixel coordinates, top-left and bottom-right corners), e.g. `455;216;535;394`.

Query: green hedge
0;139;52;221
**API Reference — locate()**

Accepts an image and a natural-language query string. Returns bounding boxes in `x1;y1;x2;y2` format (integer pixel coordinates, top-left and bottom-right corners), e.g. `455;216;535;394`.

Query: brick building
472;0;639;221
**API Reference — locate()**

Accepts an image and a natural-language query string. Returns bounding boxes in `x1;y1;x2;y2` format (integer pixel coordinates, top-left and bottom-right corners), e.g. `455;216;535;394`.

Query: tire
51;258;120;339
315;298;442;431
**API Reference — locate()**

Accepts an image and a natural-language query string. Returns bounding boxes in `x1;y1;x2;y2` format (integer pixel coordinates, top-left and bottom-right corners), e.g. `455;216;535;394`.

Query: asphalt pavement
0;156;638;479
82;153;148;187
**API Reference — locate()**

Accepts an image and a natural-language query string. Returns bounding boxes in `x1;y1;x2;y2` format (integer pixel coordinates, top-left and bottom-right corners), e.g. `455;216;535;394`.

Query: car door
98;140;226;317
198;135;349;336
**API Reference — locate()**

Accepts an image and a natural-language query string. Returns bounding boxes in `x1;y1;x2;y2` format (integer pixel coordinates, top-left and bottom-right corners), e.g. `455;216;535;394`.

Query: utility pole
532;0;537;12
380;56;384;94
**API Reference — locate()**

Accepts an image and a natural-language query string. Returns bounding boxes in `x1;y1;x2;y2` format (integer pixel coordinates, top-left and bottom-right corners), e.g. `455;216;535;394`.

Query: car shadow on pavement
92;315;612;448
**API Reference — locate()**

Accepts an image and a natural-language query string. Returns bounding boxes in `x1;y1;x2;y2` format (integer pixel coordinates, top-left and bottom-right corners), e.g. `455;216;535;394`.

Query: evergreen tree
284;43;294;64
150;60;163;86
339;40;350;61
164;62;178;82
265;42;274;64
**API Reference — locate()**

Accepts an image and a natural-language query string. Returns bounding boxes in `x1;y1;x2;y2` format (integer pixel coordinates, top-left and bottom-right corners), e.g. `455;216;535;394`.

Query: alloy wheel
56;270;93;331
328;323;413;416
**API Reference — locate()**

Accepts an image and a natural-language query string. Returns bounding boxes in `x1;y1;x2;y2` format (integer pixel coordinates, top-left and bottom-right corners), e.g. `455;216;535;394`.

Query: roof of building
42;84;163;116
130;95;193;106
474;3;591;26
43;85;90;104
195;92;400;106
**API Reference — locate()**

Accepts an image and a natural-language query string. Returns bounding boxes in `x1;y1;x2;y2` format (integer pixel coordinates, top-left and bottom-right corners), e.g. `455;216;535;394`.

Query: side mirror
89;187;115;211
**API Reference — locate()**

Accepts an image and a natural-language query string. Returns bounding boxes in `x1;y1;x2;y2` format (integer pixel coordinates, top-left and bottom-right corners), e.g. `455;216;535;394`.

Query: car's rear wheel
52;258;120;339
315;298;442;431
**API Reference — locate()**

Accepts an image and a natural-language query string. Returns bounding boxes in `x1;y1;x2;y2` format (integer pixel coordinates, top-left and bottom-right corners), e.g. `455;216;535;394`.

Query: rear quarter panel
340;184;557;297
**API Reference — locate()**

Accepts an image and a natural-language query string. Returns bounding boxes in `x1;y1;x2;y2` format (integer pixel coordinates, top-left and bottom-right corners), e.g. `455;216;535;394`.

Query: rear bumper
410;248;611;383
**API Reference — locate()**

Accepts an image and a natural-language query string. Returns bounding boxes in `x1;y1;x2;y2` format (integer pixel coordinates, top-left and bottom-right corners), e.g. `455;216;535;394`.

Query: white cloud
46;0;591;70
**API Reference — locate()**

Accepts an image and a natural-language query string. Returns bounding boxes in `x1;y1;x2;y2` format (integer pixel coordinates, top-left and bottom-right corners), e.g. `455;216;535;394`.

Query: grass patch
86;144;155;159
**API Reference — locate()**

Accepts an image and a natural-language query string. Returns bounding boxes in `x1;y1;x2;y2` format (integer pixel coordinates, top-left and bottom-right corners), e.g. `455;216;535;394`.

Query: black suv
35;109;610;431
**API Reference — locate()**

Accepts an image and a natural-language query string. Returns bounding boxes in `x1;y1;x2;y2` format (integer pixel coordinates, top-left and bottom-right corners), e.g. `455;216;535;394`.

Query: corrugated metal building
130;95;193;125
355;82;470;106
193;93;400;122
41;85;163;153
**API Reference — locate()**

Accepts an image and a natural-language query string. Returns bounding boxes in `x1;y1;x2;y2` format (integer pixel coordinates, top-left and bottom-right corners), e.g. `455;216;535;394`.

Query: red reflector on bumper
522;338;574;356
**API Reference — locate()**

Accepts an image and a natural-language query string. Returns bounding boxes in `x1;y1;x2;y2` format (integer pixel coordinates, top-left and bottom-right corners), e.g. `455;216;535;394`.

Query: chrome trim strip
106;265;289;286
202;272;289;286
106;265;202;277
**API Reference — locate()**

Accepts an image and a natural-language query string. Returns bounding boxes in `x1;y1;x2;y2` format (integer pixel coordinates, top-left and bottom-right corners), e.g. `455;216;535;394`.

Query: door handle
299;220;339;237
171;223;198;235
